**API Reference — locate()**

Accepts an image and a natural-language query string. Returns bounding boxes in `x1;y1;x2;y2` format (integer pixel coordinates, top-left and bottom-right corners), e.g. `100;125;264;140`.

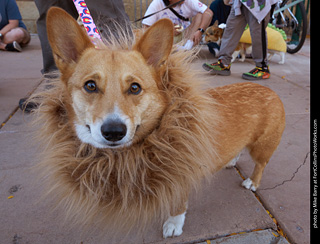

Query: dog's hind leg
163;202;188;238
278;52;285;64
231;50;240;63
267;51;274;61
242;130;283;191
242;161;267;192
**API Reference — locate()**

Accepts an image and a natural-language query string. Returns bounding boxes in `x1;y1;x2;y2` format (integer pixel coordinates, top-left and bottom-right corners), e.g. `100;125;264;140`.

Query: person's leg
0;27;30;51
202;6;247;75
1;28;29;44
19;0;79;112
34;0;57;74
34;0;78;74
242;7;271;80
18;27;31;47
217;6;247;66
244;7;270;68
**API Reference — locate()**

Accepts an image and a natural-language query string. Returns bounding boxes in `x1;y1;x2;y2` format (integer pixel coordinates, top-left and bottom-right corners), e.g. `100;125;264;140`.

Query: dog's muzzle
101;120;127;142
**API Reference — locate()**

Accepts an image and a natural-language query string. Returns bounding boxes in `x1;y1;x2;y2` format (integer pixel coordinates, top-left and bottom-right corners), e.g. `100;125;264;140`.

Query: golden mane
31;44;222;233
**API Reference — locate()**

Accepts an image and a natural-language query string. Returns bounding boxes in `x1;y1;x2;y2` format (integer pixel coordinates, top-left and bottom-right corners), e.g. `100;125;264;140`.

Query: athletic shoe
202;60;231;76
19;98;38;113
5;41;22;52
242;66;270;80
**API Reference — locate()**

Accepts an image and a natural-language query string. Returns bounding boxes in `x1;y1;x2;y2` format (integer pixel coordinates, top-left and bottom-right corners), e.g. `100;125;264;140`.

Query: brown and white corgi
203;20;286;64
31;7;285;240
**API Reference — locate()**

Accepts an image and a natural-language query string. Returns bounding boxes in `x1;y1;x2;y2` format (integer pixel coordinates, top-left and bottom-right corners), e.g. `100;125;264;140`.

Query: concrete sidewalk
0;35;310;244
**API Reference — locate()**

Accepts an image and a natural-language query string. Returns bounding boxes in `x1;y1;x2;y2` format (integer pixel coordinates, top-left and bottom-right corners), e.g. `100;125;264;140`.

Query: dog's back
208;82;285;190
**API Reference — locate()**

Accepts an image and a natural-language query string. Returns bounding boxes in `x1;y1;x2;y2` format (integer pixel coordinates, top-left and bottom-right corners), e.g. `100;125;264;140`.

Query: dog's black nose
101;121;127;142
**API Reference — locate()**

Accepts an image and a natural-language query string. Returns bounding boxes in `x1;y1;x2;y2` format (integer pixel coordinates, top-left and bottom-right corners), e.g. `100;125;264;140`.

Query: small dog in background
203;21;286;64
202;20;224;57
203;21;252;62
203;20;224;45
231;42;252;63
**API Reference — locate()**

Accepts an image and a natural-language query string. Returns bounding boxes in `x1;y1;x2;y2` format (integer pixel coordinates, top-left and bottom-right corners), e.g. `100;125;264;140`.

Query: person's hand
192;30;202;46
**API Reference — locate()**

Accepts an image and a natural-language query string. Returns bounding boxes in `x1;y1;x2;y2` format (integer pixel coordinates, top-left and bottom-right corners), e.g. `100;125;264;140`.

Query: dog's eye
84;80;98;93
129;83;142;95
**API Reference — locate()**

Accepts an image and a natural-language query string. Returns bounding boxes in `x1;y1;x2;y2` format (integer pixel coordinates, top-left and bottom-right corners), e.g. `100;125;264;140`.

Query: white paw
163;212;186;238
242;178;257;192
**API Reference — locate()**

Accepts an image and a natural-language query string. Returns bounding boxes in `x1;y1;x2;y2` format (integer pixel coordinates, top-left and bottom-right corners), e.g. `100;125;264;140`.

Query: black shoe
5;41;22;52
18;74;58;113
19;98;39;113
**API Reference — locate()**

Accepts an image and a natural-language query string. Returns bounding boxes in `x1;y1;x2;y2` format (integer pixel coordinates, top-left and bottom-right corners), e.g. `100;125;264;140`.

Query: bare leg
2;28;30;45
0;28;30;51
0;42;6;50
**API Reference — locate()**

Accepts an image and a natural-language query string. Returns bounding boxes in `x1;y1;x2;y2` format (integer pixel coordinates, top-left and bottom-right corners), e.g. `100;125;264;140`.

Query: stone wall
16;0;39;33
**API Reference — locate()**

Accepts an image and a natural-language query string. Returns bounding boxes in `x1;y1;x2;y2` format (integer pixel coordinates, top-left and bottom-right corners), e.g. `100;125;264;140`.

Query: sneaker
242;66;270;80
19;98;39;113
202;60;231;76
18;75;58;113
5;41;22;52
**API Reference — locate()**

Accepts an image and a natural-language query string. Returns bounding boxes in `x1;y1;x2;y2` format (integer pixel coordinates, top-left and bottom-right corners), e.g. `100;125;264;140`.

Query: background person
209;0;231;26
142;0;213;49
203;0;278;80
0;0;31;52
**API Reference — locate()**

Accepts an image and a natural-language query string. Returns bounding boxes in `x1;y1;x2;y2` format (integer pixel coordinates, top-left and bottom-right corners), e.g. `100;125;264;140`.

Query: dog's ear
46;7;94;74
213;20;219;27
133;19;173;68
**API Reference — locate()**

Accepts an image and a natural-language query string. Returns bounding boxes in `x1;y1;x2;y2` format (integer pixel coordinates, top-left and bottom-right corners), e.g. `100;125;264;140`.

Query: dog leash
72;0;187;41
73;0;102;41
134;0;187;23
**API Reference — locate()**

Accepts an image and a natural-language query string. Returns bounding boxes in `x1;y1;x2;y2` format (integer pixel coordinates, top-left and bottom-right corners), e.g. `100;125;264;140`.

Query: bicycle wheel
273;0;308;54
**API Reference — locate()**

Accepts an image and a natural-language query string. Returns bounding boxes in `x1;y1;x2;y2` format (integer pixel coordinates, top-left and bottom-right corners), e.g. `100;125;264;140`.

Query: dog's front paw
163;212;186;238
242;178;257;192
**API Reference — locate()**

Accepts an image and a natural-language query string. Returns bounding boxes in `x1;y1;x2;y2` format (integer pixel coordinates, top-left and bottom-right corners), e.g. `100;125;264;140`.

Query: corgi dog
32;7;285;239
231;42;253;63
202;20;224;57
203;20;224;45
204;21;285;64
203;20;250;62
231;43;286;65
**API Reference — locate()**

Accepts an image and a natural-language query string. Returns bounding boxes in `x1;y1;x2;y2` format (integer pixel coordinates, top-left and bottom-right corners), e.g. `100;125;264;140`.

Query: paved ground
0;35;310;244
